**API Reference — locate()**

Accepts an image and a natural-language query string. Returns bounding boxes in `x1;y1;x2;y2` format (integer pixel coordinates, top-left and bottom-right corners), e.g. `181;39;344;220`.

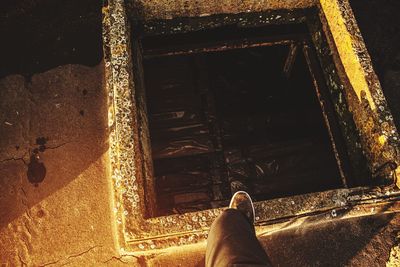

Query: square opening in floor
139;23;358;216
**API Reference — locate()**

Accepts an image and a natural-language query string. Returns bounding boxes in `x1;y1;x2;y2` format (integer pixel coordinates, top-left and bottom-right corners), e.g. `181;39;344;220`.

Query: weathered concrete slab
0;63;128;266
126;0;316;20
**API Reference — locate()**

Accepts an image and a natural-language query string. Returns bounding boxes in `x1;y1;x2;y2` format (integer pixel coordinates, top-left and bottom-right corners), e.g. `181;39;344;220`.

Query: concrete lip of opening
102;0;400;252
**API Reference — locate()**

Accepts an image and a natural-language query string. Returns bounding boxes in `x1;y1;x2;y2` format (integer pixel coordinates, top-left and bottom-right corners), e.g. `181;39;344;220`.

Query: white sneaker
228;191;255;224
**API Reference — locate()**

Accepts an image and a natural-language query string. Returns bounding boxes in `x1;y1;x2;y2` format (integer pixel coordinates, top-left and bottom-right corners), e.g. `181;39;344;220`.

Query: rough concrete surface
0;63;130;266
2;62;398;266
262;213;399;267
118;212;400;267
0;43;398;267
1;0;400;266
128;0;315;20
350;0;400;131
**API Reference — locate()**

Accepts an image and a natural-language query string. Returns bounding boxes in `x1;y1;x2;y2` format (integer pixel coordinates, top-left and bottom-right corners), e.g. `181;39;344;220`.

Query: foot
228;191;255;225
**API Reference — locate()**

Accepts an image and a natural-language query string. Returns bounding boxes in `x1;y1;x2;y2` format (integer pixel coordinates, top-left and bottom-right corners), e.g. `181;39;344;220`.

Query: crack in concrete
45;141;71;150
102;254;140;264
38;259;61;267
18;252;28;267
0;141;72;165
38;245;102;267
19;233;32;255
20;187;33;220
0;156;27;165
20;186;28;199
22;219;33;239
65;245;101;260
102;252;161;266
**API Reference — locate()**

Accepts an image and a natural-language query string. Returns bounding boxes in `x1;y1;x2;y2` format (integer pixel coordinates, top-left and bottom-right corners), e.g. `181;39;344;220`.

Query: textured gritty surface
350;0;400;132
318;0;400;181
104;0;400;252
105;212;400;266
0;63;131;266
2;0;400;266
261;213;400;267
127;0;316;20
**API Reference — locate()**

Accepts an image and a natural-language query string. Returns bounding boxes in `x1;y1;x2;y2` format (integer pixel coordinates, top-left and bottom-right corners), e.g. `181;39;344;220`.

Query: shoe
229;191;255;225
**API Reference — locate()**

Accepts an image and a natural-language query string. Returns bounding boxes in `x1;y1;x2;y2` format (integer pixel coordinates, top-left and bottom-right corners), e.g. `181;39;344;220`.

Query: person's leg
205;192;272;267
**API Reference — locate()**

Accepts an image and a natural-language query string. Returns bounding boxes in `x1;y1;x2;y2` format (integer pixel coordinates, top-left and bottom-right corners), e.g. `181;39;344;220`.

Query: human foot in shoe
228;191;255;225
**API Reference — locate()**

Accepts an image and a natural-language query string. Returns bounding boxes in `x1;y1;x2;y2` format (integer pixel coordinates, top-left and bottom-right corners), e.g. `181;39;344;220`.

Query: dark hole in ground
140;24;347;216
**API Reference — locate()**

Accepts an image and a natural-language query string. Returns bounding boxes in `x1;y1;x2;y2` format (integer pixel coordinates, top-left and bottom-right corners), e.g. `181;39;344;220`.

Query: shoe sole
229;190;256;223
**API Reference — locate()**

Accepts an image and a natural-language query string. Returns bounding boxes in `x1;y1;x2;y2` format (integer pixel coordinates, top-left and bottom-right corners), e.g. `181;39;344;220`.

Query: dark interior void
140;23;307;55
143;44;343;216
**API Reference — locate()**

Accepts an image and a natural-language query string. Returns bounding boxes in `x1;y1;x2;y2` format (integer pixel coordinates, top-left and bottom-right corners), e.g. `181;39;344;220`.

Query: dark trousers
205;209;272;267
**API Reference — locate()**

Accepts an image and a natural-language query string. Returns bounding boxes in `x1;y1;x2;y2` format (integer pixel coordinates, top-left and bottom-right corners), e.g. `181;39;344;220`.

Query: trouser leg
205;209;272;267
